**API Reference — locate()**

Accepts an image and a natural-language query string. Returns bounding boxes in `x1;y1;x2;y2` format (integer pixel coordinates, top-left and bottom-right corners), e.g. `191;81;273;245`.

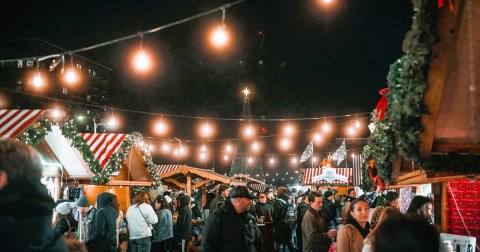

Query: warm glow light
348;126;355;135
355;120;361;128
322;0;333;3
211;25;229;47
133;50;151;72
52;108;61;118
65;68;77;84
242;87;251;97
284;124;294;135
200;153;206;160
252;141;259;152
33;73;43;88
270;157;275;164
107;117;117;127
291;157;297;164
226;144;232;152
247;157;253;163
162;143;170;152
201;122;212;137
314;133;322;142
155;121;167;134
244;125;254;137
322;122;329;132
201;144;206;152
281;138;291;149
312;156;317;162
223;155;228;161
179;146;185;154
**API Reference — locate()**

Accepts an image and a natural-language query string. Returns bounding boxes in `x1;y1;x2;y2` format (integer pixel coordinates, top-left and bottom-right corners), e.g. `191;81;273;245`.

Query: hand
327;229;337;239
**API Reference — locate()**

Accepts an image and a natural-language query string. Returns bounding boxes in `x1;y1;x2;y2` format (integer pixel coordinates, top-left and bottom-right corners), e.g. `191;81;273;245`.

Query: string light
133;33;152;73
211;7;229;48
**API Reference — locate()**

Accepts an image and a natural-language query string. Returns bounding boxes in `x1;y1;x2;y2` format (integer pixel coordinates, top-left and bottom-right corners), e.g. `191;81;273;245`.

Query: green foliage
18;119;161;189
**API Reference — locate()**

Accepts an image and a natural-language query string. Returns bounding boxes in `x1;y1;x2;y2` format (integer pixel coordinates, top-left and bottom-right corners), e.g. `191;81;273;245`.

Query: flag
300;141;313;163
332;139;346;166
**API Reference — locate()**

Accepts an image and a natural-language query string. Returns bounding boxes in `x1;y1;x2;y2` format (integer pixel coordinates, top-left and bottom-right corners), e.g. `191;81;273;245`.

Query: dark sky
0;0;413;180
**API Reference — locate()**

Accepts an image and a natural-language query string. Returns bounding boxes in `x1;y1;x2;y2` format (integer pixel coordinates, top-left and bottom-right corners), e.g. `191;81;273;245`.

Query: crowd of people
1;138;441;252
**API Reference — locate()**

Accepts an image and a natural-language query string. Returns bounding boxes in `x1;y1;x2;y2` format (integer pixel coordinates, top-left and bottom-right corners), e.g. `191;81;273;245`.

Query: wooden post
187;173;192;197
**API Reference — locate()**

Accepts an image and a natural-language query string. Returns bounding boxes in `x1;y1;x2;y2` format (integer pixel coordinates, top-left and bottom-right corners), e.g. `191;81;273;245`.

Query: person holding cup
254;192;274;223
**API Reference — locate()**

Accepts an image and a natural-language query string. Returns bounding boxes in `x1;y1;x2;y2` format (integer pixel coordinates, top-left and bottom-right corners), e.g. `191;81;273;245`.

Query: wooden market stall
157;164;232;207
230;173;268;193
301;165;354;196
364;1;480;247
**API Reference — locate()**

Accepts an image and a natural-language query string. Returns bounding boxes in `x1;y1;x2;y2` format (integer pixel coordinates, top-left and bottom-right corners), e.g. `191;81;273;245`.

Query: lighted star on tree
242;87;251;97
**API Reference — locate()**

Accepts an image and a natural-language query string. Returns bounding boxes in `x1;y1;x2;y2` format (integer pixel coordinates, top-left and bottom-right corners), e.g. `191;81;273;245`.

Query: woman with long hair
362;206;401;252
126;191;158;252
336;199;371;252
151;195;173;252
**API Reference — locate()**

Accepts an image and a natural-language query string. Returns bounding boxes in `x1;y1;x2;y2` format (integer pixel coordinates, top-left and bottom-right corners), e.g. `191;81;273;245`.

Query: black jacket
0;180;67;252
321;199;337;228
201;199;262;252
174;195;192;239
86;192;118;252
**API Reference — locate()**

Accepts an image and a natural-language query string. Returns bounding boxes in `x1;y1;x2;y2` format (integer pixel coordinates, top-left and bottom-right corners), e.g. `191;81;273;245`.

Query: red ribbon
375;88;389;121
368;160;385;192
438;0;454;12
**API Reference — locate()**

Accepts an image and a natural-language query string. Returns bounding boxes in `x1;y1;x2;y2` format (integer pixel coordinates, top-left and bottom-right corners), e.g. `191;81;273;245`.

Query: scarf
347;217;370;238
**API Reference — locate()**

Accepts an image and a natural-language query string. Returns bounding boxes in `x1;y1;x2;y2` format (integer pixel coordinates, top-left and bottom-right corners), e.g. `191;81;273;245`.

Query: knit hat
56;202;75;215
164;195;173;203
76;195;90;207
324;190;334;199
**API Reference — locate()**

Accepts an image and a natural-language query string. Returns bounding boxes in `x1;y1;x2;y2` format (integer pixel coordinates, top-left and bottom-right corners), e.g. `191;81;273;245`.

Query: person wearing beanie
54;201;79;240
76;195;98;243
209;184;231;216
0;139;67;251
321;190;338;228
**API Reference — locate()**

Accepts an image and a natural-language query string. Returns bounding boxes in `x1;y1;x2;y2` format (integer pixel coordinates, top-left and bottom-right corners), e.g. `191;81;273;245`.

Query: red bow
375;88;389;121
438;0;454;11
368;160;385;192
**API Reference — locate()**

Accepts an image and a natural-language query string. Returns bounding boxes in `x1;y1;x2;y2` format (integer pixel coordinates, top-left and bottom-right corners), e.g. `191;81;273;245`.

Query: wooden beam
162;178;186;189
108;180;151;186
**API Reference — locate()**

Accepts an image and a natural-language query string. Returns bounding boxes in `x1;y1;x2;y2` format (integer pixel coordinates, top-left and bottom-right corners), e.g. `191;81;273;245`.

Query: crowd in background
1;138;441;252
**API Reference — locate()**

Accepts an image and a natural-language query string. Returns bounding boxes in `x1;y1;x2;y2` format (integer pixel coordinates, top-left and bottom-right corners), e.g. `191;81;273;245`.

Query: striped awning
302;167;353;185
157;164;184;175
0;109;46;139
80;133;127;168
248;183;268;193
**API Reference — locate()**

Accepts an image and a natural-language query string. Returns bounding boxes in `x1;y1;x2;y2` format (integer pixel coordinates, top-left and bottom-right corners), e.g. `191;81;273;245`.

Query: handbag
138;206;155;240
64;218;77;240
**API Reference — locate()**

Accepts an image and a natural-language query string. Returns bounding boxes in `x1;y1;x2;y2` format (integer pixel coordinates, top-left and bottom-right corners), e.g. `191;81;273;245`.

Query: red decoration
368;160;385;192
438;0;454;12
375;88;389;121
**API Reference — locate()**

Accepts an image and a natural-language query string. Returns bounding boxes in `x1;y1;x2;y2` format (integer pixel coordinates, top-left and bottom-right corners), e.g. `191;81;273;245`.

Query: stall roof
302;167;353;185
157;164;231;191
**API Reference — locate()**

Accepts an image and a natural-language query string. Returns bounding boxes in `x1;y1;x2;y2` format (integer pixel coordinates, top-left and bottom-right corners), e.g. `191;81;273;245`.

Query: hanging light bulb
225;142;232;152
33;73;43;88
211;7;229;48
64;53;77;84
322;118;329;132
133;34;151;72
355;115;361;128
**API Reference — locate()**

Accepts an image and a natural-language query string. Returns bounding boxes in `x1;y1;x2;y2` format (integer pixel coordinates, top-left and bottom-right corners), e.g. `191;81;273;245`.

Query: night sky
0;0;413;179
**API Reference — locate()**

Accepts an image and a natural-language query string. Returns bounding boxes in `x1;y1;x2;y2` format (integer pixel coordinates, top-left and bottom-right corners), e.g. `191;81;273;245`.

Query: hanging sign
312;167;348;183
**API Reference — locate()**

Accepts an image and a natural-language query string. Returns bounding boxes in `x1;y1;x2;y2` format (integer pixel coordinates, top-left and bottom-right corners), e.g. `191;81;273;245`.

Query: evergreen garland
18;119;161;189
16;118;53;146
361;0;438;191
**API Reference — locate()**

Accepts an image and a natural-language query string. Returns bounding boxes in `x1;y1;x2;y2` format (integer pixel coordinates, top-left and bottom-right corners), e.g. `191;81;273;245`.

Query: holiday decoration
229;88;265;181
299;141;313;163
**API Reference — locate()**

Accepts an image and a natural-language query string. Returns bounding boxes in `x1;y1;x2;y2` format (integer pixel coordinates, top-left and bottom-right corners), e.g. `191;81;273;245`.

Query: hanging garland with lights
16;118;53;146
17;118;161;189
361;0;437;191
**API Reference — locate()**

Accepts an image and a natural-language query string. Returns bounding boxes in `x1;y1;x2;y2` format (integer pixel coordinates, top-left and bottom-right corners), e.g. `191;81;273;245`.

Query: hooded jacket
86;192;118;252
201;198;262;252
126;201;158;240
173;195;192;239
0;179;67;252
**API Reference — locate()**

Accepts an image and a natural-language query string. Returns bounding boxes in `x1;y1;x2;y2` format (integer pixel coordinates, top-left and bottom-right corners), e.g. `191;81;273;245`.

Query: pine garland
18;119;161;189
361;0;438;191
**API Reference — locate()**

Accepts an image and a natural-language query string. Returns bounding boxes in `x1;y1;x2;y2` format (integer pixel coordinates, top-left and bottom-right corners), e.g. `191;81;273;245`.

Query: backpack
277;198;297;225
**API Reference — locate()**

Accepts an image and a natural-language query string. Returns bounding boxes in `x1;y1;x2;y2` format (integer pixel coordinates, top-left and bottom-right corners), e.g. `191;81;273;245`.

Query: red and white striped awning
0;109;46;139
302;167;353;185
157;164;184;175
80;133;127;168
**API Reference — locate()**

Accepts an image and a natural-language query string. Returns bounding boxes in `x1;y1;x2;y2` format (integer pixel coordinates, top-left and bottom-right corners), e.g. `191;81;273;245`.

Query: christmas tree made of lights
229;88;266;181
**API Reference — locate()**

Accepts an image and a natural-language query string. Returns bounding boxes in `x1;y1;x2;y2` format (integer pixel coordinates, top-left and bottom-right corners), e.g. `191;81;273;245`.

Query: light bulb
33;73;43;88
211;26;228;47
134;50;151;72
65;68;77;84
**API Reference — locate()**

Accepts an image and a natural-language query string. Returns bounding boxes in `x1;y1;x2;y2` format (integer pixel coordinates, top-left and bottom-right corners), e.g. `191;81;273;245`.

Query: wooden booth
363;1;480;247
157;164;232;207
230;173;268;193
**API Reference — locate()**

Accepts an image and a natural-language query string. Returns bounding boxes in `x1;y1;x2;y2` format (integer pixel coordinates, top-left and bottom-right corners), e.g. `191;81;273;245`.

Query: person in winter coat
208;184;230;216
273;186;295;252
296;195;309;252
126;191;158;252
321;190;337;229
336;199;371;252
86;192;119;252
201;186;262;252
0;139;67;252
151;195;173;252
173;194;192;252
254;192;274;220
76;195;97;244
54;201;78;239
302;191;336;252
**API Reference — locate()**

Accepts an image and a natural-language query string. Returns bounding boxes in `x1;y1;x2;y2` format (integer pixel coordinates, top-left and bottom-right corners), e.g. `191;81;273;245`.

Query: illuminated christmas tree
229;88;265;181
